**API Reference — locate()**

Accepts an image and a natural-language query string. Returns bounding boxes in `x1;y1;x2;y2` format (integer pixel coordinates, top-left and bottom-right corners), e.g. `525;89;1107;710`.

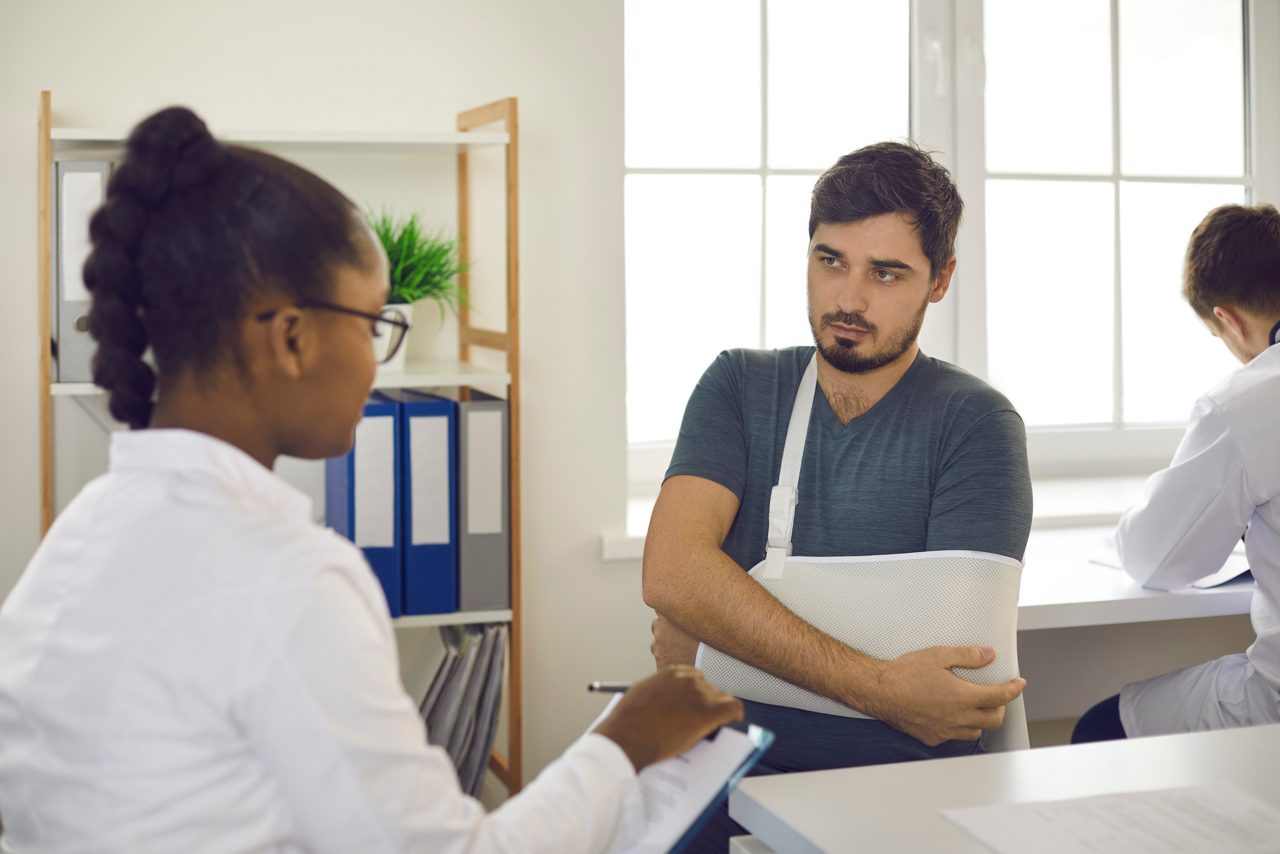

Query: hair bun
119;106;225;208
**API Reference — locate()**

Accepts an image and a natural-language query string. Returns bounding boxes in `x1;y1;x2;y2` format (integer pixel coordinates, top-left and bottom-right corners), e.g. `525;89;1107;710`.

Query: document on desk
942;785;1280;854
592;696;774;854
1090;534;1251;589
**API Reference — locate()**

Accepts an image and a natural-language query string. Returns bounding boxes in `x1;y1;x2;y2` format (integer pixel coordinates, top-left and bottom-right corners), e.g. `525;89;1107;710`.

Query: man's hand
593;666;745;771
650;616;700;668
859;646;1027;746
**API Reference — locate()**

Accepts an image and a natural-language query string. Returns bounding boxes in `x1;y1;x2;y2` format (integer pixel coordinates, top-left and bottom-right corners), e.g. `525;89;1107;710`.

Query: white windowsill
599;475;1149;563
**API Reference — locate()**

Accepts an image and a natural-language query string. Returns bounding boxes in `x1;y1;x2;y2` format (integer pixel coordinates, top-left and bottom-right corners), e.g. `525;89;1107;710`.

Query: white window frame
950;0;1280;477
625;0;1280;502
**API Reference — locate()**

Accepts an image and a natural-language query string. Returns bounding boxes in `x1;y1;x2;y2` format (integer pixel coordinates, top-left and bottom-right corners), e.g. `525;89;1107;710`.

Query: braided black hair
83;107;372;428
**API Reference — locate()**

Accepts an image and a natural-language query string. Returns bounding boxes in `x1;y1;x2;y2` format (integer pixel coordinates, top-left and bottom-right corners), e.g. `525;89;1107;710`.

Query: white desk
1017;526;1254;630
1014;526;1256;721
729;723;1280;853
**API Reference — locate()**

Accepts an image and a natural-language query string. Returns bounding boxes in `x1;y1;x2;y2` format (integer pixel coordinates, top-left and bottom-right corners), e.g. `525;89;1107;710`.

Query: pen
587;681;631;693
589;680;725;742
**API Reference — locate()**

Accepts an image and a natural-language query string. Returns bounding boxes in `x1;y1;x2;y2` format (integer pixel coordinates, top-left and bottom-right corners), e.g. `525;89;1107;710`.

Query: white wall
0;0;654;783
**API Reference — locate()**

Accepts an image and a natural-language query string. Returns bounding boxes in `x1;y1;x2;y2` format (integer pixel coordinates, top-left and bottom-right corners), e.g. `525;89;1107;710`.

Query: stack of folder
419;624;508;796
326;389;511;617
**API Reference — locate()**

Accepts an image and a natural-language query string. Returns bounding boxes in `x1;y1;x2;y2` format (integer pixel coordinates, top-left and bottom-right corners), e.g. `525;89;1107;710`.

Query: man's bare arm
642;475;1025;745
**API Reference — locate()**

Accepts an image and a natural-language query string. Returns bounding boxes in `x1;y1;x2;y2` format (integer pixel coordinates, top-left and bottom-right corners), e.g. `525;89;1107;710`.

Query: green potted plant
367;209;467;372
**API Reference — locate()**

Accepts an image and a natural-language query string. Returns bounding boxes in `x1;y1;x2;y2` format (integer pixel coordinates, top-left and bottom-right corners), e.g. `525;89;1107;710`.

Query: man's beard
809;300;928;374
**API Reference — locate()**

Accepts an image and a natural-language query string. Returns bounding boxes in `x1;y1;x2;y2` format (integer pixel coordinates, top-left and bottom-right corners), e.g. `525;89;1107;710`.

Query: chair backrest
696;550;1030;752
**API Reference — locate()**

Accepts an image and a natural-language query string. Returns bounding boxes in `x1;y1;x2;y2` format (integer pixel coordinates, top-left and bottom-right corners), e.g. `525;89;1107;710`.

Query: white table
1013;526;1256;721
1017;526;1254;630
729;723;1280;853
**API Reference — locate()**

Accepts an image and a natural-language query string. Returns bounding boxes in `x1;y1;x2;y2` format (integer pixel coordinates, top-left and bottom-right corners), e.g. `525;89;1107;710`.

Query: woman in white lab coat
0;106;742;852
1073;203;1280;742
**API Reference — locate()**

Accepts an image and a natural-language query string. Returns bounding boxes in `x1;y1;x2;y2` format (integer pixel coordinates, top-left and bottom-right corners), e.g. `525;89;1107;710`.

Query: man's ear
929;257;957;303
1211;304;1247;344
260;307;308;380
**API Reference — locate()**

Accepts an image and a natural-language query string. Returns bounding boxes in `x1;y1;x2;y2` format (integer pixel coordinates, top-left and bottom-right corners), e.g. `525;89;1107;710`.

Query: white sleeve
1116;398;1254;590
235;560;644;854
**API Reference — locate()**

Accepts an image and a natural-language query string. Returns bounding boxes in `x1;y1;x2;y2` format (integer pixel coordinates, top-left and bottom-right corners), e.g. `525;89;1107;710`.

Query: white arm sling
694;353;1029;751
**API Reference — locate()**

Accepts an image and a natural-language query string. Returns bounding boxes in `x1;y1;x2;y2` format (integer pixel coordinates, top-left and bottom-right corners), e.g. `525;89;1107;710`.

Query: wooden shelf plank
50;383;100;397
371;359;511;389
51;360;510;397
393;610;512;630
51;128;508;153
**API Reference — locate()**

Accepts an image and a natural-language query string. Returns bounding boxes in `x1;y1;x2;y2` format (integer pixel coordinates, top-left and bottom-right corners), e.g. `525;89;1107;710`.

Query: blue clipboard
669;724;775;853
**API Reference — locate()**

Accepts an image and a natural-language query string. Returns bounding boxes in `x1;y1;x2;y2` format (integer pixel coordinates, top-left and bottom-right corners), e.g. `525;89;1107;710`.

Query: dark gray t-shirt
666;346;1032;771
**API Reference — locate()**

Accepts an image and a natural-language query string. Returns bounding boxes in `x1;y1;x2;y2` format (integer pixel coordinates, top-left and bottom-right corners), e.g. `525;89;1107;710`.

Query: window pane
1120;183;1244;423
764;175;819;349
1119;0;1244;177
986;180;1115;425
625;0;761;168
625;175;763;444
767;0;909;170
984;0;1112;175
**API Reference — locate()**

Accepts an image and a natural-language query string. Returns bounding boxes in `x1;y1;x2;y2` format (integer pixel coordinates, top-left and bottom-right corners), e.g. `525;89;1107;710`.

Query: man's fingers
974;705;1005;730
940;645;996;670
960;677;1026;709
997;677;1027;703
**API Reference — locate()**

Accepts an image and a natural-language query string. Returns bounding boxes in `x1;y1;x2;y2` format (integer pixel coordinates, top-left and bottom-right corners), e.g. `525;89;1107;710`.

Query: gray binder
457;392;510;611
53;161;111;382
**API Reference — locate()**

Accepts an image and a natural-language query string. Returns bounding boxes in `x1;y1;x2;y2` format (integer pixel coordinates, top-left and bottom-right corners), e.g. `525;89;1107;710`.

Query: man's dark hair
808;141;963;277
1184;203;1280;321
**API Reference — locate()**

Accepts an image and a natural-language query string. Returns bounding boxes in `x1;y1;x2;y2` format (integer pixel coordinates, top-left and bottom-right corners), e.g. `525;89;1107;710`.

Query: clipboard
593;696;775;854
667;724;775;854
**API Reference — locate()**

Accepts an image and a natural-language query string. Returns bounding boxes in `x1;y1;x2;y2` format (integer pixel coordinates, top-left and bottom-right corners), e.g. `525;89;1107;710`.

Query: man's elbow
1118;542;1183;590
1117;527;1172;589
1124;554;1184;590
641;553;672;611
1120;558;1160;588
642;536;690;613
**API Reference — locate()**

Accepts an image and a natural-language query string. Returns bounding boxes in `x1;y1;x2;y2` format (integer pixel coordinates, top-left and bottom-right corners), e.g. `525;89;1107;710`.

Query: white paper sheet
409;417;450;545
465;410;503;535
943;785;1280;854
59;170;104;303
1090;534;1250;588
353;415;395;548
589;696;765;854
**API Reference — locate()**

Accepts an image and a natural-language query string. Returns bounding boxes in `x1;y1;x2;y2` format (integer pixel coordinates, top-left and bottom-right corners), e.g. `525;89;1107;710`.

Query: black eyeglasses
255;298;412;365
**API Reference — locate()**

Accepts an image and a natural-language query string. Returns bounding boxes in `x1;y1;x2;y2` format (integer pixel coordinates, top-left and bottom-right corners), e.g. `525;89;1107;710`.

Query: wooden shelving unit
36;92;525;793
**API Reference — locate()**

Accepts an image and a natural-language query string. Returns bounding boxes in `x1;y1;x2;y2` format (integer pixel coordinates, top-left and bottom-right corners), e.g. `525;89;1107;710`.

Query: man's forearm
646;544;883;712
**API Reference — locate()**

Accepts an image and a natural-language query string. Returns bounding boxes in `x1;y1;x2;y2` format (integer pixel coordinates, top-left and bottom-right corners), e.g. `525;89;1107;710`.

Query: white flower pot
376;302;414;374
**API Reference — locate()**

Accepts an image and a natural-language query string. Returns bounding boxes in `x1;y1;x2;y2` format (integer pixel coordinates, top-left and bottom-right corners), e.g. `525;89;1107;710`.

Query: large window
624;0;910;447
979;0;1245;429
625;0;1277;489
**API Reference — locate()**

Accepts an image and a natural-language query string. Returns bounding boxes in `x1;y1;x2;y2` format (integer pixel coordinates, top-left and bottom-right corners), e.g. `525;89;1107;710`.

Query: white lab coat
1116;343;1280;736
0;430;642;853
